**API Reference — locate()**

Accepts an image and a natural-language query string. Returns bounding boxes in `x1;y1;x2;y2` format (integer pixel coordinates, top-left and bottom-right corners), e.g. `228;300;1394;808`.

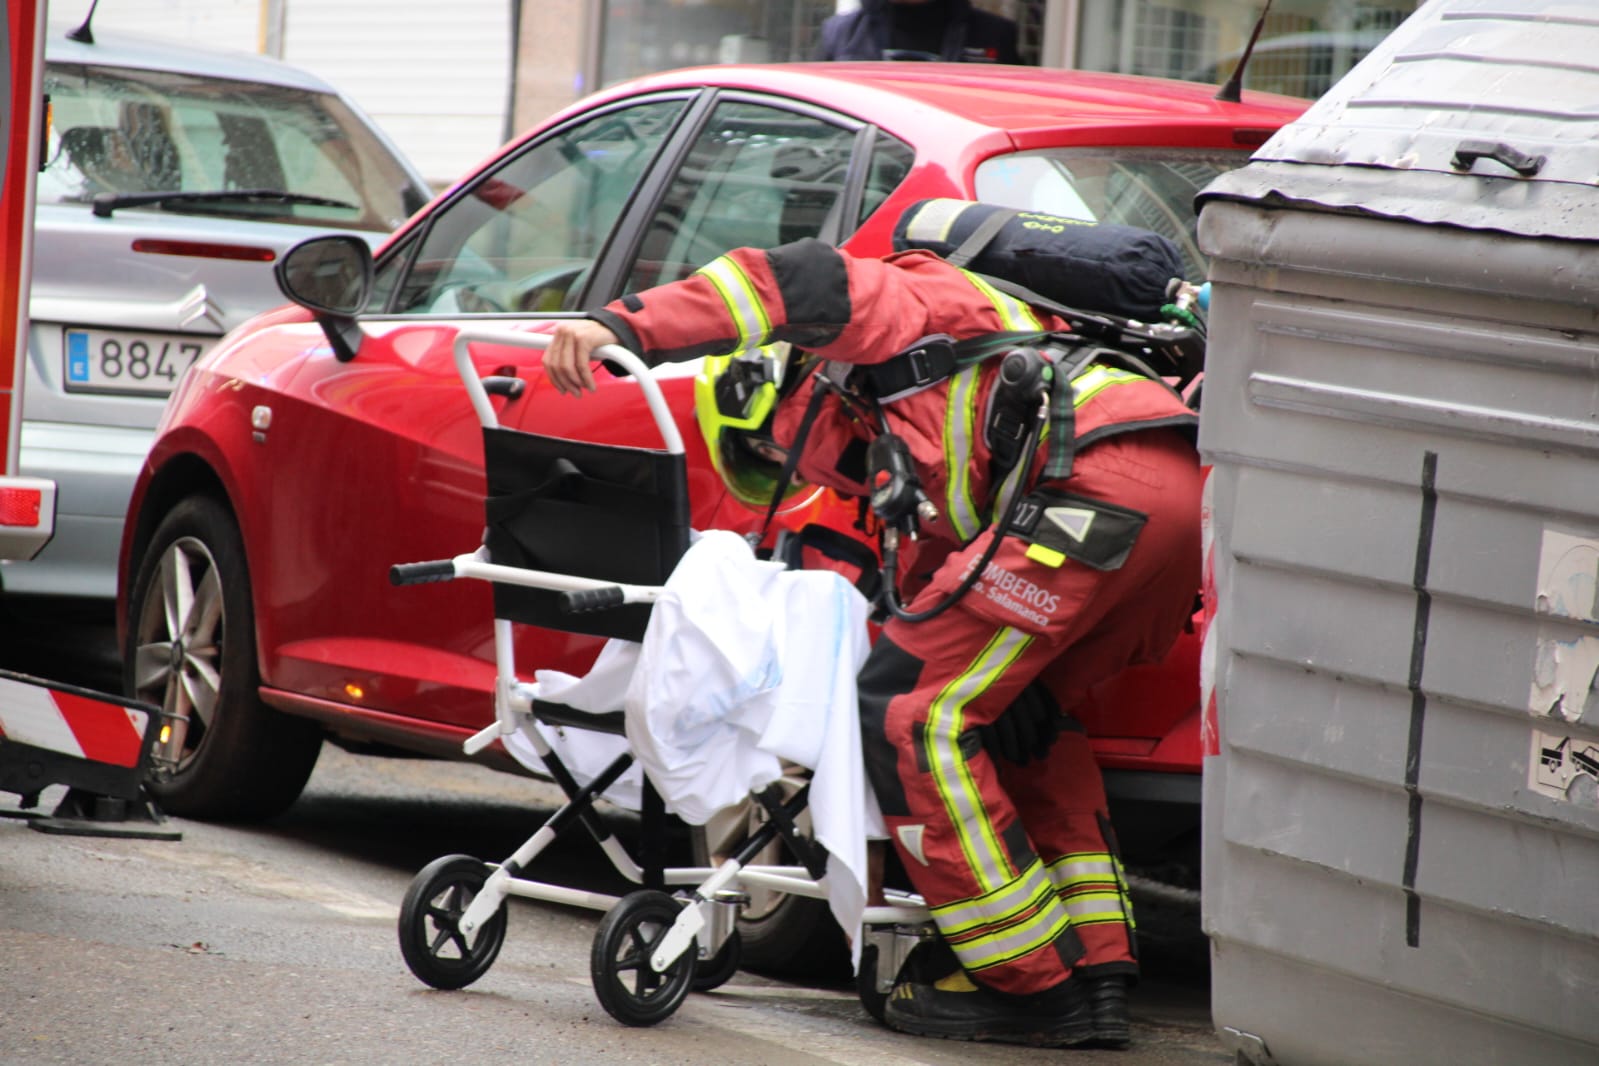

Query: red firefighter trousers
858;428;1202;997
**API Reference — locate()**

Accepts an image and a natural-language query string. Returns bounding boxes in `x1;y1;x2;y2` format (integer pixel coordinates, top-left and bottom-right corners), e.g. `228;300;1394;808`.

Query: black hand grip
1451;140;1545;177
561;587;627;613
390;560;457;586
482;375;526;399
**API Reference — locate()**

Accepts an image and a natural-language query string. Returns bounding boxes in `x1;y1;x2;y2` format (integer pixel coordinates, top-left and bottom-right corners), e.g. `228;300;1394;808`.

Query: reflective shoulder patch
1007;490;1148;571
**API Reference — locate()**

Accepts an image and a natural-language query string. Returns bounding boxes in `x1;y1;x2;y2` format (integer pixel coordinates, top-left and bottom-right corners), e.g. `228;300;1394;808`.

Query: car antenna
1214;0;1273;103
67;0;101;44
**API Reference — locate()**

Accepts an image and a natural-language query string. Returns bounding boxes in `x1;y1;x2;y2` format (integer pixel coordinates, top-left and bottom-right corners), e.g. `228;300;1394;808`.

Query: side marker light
0;488;42;527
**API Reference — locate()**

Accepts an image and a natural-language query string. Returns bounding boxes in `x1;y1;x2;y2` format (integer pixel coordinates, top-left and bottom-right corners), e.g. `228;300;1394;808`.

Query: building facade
56;0;1422;189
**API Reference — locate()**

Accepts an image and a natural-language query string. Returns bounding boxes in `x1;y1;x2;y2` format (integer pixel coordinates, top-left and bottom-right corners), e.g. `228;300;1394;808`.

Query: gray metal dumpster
1195;2;1599;1063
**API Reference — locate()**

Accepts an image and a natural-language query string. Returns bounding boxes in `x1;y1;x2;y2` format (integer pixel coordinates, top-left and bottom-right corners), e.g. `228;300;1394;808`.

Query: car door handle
481;375;526;400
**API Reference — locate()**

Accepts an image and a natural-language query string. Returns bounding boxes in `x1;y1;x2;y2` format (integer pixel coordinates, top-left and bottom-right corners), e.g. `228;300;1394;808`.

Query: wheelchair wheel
398;854;507;990
691;930;741;992
591;890;696;1026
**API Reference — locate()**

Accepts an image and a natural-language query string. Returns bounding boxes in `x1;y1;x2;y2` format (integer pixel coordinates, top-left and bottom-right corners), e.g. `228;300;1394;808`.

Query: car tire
689;772;850;981
124;494;321;820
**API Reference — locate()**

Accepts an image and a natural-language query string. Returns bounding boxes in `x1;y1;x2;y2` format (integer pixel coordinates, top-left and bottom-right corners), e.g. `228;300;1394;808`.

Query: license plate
63;328;211;396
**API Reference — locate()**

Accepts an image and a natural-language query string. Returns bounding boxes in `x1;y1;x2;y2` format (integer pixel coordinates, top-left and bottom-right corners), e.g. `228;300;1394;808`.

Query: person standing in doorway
815;0;1023;64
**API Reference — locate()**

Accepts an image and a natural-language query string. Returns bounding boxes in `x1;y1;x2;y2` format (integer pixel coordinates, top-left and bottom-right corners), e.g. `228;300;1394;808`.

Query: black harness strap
758;366;837;538
976;273;1207;386
1046;363;1077;481
854;330;1046;401
944;205;1017;268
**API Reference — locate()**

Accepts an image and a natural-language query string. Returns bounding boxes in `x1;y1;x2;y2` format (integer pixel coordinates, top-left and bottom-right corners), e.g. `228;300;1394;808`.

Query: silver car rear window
41;61;425;232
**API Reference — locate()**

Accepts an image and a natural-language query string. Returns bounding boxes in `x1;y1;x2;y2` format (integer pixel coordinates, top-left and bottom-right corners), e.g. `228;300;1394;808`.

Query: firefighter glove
979;683;1064;766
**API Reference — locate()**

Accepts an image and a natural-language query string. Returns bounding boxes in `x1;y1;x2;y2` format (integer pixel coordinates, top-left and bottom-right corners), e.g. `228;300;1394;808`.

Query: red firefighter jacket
590;239;1197;563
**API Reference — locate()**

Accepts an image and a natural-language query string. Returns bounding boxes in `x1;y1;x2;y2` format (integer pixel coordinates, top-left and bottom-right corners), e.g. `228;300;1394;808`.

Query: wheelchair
390;329;931;1026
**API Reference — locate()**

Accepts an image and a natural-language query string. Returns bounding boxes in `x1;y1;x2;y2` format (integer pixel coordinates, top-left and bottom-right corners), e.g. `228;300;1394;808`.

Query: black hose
881;401;1046;624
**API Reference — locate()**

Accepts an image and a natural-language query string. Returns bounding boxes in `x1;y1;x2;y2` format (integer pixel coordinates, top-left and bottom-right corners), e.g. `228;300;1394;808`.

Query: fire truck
0;3;54;558
0;0;175;840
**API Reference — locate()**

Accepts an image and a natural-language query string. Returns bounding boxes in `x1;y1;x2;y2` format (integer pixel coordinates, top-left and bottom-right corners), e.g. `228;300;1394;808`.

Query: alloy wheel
131;534;224;773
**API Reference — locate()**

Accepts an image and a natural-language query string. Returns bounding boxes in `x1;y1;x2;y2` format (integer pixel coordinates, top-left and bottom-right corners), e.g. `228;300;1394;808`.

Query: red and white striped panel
0;676;149;768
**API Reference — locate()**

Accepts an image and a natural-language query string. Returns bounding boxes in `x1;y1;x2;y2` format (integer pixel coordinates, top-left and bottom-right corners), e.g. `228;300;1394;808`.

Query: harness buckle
862;335;960;401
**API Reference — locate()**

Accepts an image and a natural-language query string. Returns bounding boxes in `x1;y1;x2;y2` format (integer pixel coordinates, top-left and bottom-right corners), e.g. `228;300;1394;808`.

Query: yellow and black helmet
693;342;805;508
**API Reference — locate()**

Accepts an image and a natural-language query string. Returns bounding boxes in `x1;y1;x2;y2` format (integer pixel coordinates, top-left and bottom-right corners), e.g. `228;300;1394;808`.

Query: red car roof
560;62;1308;147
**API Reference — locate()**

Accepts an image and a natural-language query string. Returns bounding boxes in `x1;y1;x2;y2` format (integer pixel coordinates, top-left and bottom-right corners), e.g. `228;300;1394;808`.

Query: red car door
250;91;871;737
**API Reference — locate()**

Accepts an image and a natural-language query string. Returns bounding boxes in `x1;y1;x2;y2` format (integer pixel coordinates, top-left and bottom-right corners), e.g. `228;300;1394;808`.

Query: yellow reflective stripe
931;271;1040;539
903;199;969;244
1047;853;1116;888
1071;364;1144;407
963;271;1043;332
924;626;1033;893
696;255;771;351
1113;854;1135;929
1049;852;1136;929
1063;892;1128;925
931;858;1056;936
931;860;1075;972
943;366;982;541
959;904;1074;971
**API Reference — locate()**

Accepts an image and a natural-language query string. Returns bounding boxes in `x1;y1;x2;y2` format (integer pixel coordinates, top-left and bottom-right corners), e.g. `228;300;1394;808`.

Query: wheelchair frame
391;328;931;1026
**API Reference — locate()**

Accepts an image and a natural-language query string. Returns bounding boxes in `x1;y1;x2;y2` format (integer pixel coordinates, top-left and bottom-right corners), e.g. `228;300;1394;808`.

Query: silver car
6;26;430;600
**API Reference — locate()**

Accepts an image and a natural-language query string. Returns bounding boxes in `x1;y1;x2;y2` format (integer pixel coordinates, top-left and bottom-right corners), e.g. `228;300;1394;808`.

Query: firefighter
544;235;1201;1050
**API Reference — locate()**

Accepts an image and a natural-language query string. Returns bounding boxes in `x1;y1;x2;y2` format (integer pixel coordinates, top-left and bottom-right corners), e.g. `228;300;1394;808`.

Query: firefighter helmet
693;343;802;508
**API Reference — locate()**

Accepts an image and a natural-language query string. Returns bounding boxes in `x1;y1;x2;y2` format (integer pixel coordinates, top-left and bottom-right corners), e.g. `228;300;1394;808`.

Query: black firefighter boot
883;968;1097;1048
1086;973;1132;1049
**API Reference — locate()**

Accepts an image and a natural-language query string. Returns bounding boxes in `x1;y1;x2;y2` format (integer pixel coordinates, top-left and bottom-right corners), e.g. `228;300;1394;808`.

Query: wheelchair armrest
532;699;627;737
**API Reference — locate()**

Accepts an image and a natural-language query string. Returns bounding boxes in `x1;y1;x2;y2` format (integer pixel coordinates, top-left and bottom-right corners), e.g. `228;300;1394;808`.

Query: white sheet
501;638;644;810
502;529;882;971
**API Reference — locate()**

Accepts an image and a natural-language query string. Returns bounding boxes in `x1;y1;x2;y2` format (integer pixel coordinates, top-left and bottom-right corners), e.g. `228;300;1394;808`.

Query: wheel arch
124;456;231;592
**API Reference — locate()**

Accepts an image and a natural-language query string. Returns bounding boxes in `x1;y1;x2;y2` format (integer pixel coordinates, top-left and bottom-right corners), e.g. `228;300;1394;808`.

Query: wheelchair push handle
390;560;458;585
560;587;627;614
391;546;665;605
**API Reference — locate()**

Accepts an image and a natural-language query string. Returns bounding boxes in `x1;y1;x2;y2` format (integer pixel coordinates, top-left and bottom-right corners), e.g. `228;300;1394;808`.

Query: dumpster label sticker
1529;530;1599;725
1529;529;1599;804
1199;478;1220;757
1531;730;1599;806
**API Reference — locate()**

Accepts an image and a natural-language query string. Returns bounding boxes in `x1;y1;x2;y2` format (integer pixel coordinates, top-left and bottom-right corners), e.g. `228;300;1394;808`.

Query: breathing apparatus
869;345;1054;624
721;282;1206;625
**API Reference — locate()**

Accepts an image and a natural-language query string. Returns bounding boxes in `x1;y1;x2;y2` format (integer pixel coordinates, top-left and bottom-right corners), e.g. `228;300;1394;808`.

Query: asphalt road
0;597;1230;1066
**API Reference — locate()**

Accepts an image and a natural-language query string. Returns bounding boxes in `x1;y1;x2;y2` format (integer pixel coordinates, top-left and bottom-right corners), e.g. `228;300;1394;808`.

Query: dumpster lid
1200;0;1599;241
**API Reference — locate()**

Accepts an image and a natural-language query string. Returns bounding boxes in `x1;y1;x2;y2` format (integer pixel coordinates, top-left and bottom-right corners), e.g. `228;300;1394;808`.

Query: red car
118;61;1304;969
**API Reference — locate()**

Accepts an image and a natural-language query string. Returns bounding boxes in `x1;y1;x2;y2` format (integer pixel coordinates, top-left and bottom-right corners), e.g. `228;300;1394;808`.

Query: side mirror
274;235;374;362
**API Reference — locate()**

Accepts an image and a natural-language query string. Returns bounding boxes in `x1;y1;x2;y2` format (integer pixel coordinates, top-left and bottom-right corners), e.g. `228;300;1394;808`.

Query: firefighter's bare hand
544;319;618;396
